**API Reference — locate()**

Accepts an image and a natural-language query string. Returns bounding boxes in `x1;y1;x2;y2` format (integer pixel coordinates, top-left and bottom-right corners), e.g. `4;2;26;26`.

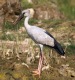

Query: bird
15;8;65;77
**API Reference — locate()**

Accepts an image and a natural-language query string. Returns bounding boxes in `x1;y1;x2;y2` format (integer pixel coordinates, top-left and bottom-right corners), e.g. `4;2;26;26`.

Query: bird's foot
32;69;41;77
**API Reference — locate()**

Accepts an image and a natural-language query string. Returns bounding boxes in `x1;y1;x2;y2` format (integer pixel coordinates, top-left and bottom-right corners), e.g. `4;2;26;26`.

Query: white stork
15;8;65;77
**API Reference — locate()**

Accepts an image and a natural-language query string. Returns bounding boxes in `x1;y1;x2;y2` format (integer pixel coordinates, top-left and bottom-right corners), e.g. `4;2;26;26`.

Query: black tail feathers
54;40;65;56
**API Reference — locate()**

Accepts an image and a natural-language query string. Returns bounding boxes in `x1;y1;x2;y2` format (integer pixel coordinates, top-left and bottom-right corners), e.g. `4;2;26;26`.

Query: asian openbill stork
15;8;65;77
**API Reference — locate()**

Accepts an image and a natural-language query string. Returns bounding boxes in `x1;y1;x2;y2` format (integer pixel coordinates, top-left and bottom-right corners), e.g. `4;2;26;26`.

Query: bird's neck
24;16;31;29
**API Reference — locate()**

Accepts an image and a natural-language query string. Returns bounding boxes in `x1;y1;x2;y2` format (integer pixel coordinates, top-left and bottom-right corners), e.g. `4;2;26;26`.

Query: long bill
15;13;24;25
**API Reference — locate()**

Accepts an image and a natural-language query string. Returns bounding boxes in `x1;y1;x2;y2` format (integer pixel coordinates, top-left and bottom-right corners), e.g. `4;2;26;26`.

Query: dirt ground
0;20;75;80
0;54;75;80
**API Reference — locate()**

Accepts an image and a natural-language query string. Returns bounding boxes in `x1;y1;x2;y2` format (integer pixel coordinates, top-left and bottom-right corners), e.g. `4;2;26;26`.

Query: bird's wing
29;26;54;47
44;31;55;39
33;26;55;39
30;26;65;56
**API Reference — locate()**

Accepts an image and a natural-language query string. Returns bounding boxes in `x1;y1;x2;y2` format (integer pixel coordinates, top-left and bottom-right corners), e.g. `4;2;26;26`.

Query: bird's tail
54;40;65;56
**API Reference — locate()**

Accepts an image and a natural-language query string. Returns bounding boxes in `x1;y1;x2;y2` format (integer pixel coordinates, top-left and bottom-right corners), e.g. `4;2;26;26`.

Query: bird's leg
32;51;43;77
38;51;43;73
32;44;43;77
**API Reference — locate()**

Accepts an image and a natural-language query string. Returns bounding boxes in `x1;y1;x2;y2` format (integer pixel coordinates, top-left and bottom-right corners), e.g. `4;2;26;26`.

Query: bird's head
22;9;30;17
15;8;34;24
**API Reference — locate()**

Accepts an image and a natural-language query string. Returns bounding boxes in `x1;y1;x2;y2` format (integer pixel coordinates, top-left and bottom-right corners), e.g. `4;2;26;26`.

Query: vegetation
67;44;75;55
57;0;75;20
0;0;75;80
21;0;33;9
21;0;75;20
1;0;75;51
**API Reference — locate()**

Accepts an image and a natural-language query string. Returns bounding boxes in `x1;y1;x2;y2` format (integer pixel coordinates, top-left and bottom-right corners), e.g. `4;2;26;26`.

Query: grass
66;44;75;55
57;0;75;20
21;0;75;20
32;0;53;7
43;19;63;26
0;33;16;41
1;18;39;41
21;0;33;9
0;1;75;80
0;20;24;41
3;20;24;31
29;18;39;25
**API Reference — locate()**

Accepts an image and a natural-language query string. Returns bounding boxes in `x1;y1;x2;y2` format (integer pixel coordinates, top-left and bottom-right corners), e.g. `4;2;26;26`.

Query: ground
0;20;75;80
0;54;75;80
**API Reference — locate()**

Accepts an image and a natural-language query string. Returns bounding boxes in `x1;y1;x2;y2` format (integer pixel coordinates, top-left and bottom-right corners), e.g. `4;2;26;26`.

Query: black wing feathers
54;40;65;55
45;31;55;39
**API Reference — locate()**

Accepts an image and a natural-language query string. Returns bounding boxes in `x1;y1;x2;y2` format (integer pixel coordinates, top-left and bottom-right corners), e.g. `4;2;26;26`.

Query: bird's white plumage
27;26;54;47
23;10;54;47
16;8;65;76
